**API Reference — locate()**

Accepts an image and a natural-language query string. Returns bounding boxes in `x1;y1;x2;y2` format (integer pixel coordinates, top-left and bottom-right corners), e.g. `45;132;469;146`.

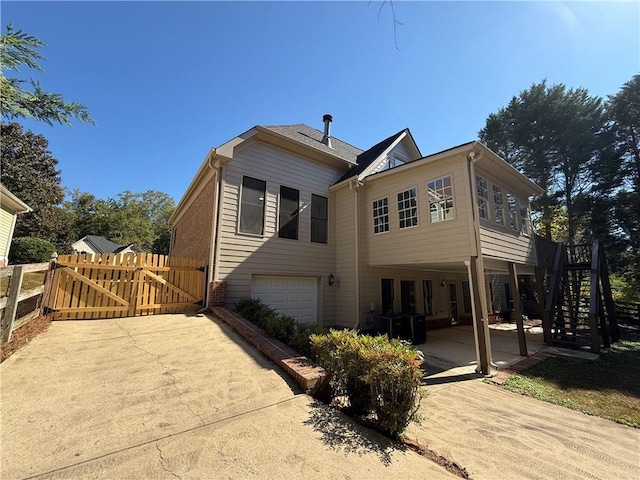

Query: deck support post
508;262;527;356
469;257;492;374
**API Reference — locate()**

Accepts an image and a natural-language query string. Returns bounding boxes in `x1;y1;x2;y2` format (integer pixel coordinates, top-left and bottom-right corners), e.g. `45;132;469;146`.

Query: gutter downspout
205;149;226;306
467;151;493;374
350;178;363;328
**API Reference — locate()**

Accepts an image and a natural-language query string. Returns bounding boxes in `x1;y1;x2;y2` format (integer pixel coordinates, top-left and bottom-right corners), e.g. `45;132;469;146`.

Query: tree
0;122;72;249
1;24;93;126
65;189;175;254
479;80;607;243
605;75;640;289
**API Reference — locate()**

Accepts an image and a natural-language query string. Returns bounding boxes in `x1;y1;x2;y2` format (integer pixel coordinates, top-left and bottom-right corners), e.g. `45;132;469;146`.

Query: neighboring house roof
0;183;32;214
334;129;408;184
263;124;363;165
73;235;142;254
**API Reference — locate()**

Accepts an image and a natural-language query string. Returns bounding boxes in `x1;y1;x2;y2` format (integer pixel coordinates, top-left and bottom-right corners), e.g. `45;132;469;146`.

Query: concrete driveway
1;314;453;479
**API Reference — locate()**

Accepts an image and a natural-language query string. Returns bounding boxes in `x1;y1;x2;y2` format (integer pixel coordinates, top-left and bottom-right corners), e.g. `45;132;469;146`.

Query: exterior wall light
328;273;335;286
441;278;446;287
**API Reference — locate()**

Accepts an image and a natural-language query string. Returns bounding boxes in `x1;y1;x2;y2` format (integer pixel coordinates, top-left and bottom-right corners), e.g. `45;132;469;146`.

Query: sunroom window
520;199;530;236
507;193;518;231
493;185;505;226
476;175;489;220
427;176;454;223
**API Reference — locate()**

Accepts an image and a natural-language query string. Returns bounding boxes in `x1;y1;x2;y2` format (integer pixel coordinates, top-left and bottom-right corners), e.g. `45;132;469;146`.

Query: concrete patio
417;323;566;381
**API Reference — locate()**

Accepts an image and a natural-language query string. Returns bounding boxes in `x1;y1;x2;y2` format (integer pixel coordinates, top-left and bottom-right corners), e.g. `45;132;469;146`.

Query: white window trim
396;186;419;230
476;175;490;221
373;197;390;235
427;175;456;223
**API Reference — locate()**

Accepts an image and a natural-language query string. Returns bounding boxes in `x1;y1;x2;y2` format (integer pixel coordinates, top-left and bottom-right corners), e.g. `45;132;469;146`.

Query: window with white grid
397;188;418;229
476;175;489;220
520;199;530;236
373;198;389;234
427;176;454;223
493;185;505;226
507;193;518;231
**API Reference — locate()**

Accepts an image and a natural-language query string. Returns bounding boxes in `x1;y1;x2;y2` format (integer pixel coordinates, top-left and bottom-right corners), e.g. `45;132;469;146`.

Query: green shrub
311;330;424;437
289;323;328;357
8;237;56;264
262;314;296;343
234;298;326;356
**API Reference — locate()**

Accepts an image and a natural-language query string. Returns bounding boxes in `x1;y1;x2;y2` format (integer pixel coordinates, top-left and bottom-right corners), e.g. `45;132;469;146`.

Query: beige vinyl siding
217;141;347;325
0;207;15;261
479;225;537;265
363;156;474;266
475;167;537;266
334;186;357;327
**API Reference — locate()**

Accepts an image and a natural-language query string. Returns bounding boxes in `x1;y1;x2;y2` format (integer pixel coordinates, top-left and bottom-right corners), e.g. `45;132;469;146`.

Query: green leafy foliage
311;329;424;437
234;298;328;356
64;189;176;254
0;122;72;250
1;24;93;126
9;237;56;264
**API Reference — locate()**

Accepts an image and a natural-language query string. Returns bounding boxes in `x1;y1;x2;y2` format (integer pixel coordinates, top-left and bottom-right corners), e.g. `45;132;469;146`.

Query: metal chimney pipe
322;114;333;148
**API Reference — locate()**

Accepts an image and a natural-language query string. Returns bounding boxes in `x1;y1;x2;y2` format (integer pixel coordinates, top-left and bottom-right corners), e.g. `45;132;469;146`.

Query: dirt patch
1;315;51;363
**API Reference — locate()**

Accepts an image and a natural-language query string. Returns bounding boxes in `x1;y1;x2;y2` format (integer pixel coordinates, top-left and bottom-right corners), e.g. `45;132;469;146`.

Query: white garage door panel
251;275;318;324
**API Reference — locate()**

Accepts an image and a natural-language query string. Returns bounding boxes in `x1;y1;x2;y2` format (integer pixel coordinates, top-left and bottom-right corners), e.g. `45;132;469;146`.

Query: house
169;115;544;373
0;184;32;267
71;235;141;255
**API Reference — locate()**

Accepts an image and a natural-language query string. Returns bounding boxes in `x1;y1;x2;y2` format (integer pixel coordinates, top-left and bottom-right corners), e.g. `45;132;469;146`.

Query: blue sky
3;1;639;204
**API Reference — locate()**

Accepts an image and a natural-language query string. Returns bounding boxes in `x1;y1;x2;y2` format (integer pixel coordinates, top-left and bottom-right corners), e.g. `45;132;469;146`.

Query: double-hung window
427;176;454;223
493;185;505;226
278;186;299;239
397;188;418;229
520;199;530;236
507;193;518;231
476;175;489;220
239;176;266;235
311;194;328;243
373;198;389;234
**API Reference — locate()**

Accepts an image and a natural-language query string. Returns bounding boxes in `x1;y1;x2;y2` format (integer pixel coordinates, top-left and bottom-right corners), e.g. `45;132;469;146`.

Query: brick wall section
171;176;215;264
211;306;328;394
209;281;227;307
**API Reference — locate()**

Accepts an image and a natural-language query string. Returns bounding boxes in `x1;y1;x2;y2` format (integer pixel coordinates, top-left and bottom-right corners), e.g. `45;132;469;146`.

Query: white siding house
0;184;32;267
170;116;544;374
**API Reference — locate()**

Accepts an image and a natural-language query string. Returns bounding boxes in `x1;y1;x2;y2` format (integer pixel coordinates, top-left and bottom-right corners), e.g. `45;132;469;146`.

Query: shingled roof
263;124;363;165
334;129;408;184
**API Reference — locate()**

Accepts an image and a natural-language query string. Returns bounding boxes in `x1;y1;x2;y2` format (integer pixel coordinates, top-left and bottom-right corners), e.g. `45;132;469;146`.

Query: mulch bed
1;315;51;363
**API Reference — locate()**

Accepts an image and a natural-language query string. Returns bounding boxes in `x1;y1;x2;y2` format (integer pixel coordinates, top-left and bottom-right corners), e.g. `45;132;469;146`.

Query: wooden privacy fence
45;253;206;320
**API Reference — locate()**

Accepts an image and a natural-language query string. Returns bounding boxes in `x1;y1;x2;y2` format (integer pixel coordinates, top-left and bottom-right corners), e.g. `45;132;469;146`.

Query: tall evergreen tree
0;122;72;249
1;24;93;126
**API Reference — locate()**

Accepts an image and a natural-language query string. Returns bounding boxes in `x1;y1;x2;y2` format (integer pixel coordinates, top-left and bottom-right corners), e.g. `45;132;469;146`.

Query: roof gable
262;124;362;165
334;128;419;184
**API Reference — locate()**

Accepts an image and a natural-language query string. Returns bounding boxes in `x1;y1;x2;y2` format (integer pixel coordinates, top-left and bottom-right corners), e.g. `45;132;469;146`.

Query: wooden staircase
541;239;619;353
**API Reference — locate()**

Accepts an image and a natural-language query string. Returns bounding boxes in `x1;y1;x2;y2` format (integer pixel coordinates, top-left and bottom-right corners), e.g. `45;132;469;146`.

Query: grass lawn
501;340;640;427
0;272;46;296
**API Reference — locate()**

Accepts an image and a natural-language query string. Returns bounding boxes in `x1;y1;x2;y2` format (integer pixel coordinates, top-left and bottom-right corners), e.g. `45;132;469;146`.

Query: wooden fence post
1;265;25;343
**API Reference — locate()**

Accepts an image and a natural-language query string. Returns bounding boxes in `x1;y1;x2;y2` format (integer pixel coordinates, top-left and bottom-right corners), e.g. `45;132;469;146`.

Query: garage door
251;275;318;324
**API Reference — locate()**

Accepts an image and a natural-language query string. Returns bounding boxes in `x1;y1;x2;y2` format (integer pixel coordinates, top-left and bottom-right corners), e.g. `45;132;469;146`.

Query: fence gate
45;253;206;320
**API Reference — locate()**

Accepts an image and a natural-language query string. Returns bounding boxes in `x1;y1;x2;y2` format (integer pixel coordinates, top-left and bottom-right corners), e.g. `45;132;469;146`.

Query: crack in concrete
115;320;206;426
156;443;182;480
